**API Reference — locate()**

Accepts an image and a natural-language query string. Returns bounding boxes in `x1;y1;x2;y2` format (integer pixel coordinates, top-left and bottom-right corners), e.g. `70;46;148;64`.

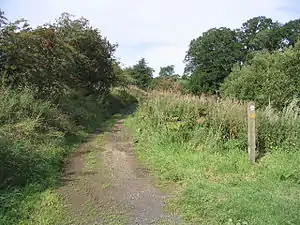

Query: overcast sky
1;0;299;76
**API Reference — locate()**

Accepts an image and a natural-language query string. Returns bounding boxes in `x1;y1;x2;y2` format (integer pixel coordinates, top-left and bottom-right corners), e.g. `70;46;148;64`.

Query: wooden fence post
248;102;256;164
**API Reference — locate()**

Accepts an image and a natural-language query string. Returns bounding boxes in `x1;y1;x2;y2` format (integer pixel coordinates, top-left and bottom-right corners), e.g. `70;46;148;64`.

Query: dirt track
58;116;181;225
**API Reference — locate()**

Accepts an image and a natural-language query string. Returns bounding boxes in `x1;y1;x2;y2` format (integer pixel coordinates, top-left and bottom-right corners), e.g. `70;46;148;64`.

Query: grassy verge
0;87;136;225
126;92;300;225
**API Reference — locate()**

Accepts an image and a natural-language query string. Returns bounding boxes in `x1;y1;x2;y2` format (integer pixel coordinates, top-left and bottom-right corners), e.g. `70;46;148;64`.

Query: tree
113;60;137;87
127;58;154;89
53;13;117;95
0;13;116;98
184;27;243;94
0;10;7;76
0;10;7;28
240;16;281;52
220;42;300;109
281;19;300;47
159;65;175;77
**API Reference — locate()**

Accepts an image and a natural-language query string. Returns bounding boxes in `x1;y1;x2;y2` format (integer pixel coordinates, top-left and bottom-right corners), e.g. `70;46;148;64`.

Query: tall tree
159;65;175;77
281;19;300;47
54;13;117;95
240;16;281;52
127;58;154;88
184;27;243;94
0;10;7;76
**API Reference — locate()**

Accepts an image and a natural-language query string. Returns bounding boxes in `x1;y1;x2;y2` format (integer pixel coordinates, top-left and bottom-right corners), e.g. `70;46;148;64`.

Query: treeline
124;16;300;110
183;16;300;108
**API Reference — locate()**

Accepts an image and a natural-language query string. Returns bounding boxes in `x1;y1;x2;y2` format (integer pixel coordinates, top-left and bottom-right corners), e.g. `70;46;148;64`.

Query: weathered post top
248;102;256;164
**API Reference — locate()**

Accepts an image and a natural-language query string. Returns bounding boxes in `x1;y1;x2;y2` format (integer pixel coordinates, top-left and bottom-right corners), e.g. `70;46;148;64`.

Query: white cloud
1;0;298;76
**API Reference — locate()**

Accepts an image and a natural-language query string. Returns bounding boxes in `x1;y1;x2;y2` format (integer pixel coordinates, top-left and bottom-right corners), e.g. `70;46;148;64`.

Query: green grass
126;92;300;225
0;185;66;225
0;87;136;225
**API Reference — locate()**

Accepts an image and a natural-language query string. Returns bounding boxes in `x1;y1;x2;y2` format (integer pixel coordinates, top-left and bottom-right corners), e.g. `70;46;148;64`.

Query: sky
1;0;299;76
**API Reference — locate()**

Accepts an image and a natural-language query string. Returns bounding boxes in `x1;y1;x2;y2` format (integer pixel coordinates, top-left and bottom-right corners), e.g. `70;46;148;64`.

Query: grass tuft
0;87;136;224
127;91;300;224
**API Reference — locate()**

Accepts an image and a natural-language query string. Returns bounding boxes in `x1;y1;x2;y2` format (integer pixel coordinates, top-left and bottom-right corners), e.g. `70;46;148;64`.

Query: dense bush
0;87;136;189
148;76;181;92
0;13;116;99
221;43;300;109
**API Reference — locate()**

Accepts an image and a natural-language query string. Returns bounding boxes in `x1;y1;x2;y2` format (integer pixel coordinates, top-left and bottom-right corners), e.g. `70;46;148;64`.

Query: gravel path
58;117;182;225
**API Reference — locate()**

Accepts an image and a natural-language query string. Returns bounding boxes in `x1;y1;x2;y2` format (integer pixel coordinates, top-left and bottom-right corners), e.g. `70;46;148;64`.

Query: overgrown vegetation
128;13;300;225
148;76;181;92
127;92;300;224
221;42;300;109
0;10;137;224
1;5;300;224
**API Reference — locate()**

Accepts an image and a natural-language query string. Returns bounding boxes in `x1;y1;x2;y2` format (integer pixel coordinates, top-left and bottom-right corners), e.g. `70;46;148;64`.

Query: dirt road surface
58;116;182;225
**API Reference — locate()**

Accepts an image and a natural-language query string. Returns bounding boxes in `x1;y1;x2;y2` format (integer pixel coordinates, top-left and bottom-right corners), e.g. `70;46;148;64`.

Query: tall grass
127;91;300;224
0;87;136;224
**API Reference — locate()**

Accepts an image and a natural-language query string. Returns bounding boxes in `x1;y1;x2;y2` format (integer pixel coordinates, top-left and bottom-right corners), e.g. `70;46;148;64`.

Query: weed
0;87;136;224
127;91;300;224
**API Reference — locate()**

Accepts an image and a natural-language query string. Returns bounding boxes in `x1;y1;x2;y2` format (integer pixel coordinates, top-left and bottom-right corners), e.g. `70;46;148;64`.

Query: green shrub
221;42;300;109
0;88;71;188
148;77;182;92
107;87;138;114
0;13;116;100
